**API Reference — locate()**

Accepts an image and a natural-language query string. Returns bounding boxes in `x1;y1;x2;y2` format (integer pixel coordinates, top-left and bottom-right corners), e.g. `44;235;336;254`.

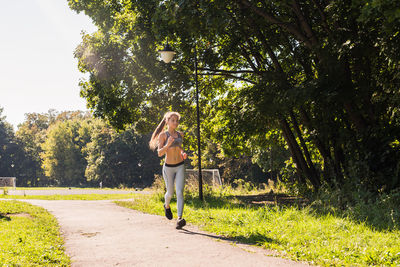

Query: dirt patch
0;212;32;220
80;232;100;238
8;212;33;218
234;192;308;207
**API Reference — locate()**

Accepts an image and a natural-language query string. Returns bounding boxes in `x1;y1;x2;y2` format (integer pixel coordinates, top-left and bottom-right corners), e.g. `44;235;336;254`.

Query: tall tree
69;0;400;193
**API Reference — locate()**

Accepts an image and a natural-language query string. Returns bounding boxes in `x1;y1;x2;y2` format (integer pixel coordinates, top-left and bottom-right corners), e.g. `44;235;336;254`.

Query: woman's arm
157;133;167;157
157;133;174;157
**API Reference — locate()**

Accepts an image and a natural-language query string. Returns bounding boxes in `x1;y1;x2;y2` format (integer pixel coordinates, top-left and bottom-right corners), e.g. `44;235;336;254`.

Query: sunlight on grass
0;200;70;266
116;189;400;266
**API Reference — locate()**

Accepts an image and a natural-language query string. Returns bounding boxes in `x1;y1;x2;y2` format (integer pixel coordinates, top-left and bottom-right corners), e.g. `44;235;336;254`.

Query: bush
311;185;400;230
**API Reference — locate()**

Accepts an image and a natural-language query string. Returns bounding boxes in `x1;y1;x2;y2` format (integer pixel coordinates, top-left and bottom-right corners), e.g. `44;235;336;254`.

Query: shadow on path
179;228;278;246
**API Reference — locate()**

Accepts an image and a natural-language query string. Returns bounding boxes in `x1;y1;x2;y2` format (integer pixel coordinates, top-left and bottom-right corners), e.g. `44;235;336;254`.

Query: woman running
149;111;188;229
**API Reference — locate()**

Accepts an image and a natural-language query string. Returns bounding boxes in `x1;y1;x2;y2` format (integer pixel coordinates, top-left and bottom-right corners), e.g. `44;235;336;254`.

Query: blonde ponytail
149;118;166;150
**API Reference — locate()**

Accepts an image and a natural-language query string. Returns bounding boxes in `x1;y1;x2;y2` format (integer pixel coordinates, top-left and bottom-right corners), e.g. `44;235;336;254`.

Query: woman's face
167;115;179;130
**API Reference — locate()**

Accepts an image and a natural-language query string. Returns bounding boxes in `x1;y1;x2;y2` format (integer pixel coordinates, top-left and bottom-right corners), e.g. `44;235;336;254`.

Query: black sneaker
164;205;173;220
176;218;186;229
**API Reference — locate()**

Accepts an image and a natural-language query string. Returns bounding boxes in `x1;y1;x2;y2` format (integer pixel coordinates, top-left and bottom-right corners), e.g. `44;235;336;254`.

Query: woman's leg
175;165;185;218
163;165;176;207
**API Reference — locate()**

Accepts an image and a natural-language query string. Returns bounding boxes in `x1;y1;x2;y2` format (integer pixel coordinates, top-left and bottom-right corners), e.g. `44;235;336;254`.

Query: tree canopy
68;0;400;193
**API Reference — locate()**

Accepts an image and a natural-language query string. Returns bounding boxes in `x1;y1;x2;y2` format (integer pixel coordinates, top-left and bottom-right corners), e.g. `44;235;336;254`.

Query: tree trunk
298;107;337;182
343;101;368;132
342;58;369;132
289;110;320;182
291;0;318;46
332;141;345;185
280;120;306;184
280;118;320;189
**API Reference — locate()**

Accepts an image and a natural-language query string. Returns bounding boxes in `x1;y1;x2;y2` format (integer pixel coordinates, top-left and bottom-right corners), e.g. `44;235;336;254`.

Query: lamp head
158;43;176;63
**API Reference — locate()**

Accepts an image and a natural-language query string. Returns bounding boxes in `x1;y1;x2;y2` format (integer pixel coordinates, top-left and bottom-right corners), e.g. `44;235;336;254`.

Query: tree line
0;108;268;187
0;109;159;187
68;0;400;196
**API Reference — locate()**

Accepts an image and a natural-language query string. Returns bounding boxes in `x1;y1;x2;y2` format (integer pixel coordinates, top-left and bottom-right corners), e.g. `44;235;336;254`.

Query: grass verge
7;187;137;190
0;200;70;266
0;193;138;200
116;191;400;266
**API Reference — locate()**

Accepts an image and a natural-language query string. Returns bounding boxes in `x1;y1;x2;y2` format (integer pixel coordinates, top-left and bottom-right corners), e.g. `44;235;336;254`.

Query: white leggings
163;163;185;218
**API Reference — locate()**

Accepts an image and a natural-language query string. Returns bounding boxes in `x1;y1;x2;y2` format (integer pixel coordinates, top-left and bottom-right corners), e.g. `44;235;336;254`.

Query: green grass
10;187;136;190
0;193;137;200
0;200;70;266
116;191;400;266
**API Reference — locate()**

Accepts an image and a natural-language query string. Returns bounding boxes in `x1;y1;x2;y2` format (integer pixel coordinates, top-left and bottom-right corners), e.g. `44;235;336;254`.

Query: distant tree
41;118;92;186
55;110;92;122
85;122;160;188
15;112;52;186
0;108;18;176
0;107;33;185
16;110;93;186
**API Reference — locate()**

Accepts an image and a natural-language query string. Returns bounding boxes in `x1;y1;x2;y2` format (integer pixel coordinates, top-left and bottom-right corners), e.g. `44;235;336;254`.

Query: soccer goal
0;177;16;189
186;169;222;186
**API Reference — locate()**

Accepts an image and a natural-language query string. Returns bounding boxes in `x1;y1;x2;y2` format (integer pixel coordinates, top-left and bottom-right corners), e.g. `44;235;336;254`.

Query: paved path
24;200;312;267
5;189;142;195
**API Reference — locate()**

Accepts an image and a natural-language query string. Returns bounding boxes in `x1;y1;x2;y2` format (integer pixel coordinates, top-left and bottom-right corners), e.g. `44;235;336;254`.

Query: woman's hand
181;151;188;160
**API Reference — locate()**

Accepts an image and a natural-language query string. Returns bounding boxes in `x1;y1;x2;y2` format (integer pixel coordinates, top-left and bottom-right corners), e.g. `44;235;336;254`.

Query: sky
0;0;97;130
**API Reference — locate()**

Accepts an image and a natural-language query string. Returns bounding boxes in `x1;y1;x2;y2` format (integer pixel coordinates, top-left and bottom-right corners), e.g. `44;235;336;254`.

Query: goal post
0;177;16;190
186;169;222;186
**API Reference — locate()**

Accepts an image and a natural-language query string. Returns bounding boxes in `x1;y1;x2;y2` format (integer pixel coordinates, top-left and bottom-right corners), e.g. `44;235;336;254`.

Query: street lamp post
159;41;203;201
